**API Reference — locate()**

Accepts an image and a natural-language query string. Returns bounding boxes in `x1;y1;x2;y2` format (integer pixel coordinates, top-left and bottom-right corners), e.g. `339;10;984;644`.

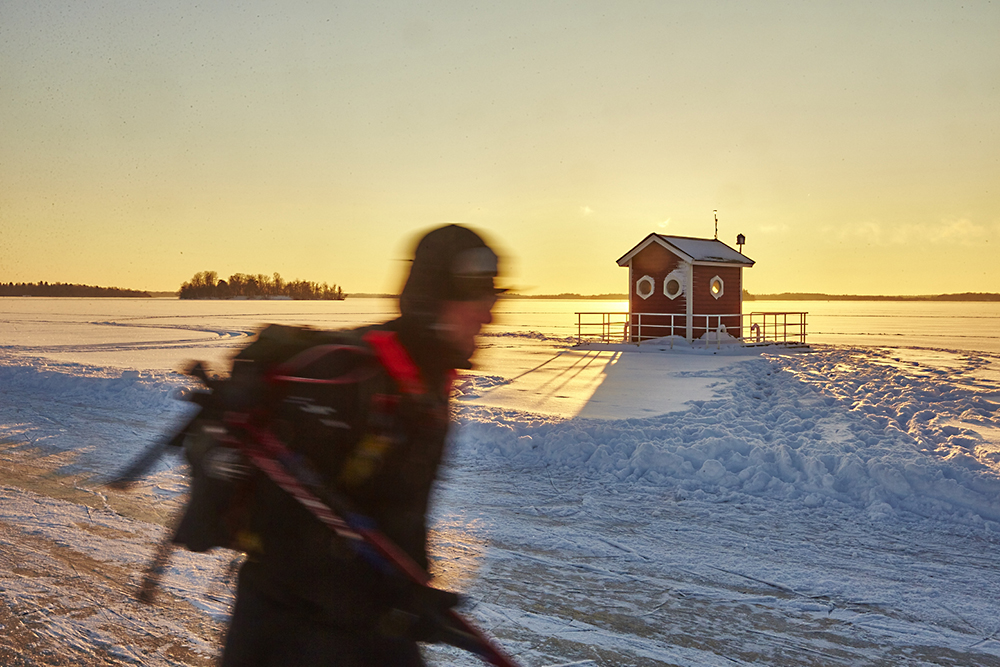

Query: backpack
171;323;390;553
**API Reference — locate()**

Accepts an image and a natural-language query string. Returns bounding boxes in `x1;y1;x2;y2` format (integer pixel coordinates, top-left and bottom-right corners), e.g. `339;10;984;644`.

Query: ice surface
2;299;1000;665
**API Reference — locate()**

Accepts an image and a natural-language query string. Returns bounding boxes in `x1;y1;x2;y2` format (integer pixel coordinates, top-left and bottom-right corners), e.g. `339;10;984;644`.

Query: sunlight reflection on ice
465;346;749;420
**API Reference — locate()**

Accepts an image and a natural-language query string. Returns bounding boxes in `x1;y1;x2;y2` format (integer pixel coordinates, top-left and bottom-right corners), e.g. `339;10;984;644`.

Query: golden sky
2;1;998;295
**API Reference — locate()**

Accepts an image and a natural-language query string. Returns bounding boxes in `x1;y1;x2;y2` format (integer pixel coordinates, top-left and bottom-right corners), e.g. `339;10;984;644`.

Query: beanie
399;225;502;320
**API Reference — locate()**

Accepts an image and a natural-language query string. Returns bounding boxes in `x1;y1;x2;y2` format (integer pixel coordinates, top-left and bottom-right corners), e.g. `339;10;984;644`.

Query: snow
651;235;752;265
2;299;1000;665
458;338;764;420
618;235;752;266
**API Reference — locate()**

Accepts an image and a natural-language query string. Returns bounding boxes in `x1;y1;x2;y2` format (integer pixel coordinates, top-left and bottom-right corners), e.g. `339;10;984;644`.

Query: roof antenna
713;210;718;240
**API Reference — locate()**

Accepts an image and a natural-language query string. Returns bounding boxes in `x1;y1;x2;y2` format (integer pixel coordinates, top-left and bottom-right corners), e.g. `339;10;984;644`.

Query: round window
663;272;684;300
636;275;655;300
710;276;724;299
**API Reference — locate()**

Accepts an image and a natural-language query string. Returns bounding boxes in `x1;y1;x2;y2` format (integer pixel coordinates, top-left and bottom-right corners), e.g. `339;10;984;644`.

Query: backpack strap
362;329;457;397
267;343;377;386
362;330;425;395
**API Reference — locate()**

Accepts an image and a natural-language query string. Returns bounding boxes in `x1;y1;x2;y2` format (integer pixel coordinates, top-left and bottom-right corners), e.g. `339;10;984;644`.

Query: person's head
399;224;502;368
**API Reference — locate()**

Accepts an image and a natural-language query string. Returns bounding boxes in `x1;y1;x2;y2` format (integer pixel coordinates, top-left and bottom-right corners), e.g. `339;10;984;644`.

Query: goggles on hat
450;246;504;300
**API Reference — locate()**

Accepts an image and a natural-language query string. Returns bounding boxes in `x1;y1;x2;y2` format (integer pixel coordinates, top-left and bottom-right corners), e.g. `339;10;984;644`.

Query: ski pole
107;410;201;489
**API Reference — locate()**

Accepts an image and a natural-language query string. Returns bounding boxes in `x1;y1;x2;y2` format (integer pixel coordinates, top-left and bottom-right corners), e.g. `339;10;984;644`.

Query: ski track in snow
0;319;255;355
2;342;1000;665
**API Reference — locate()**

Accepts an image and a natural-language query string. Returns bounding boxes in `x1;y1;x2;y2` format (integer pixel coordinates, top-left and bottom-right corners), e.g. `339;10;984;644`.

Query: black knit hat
400;225;502;319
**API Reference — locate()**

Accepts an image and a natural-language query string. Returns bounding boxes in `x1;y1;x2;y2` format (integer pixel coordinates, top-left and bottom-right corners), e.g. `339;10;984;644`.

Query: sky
1;1;998;296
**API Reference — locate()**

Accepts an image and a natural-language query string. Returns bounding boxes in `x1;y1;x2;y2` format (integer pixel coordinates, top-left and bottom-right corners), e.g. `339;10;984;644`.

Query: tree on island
178;271;345;300
0;282;150;297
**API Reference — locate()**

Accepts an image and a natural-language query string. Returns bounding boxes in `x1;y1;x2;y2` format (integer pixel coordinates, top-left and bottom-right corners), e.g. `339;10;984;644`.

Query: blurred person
217;224;502;667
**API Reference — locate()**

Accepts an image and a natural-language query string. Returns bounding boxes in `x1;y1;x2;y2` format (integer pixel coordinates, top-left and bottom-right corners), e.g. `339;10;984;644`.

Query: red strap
362;330;426;395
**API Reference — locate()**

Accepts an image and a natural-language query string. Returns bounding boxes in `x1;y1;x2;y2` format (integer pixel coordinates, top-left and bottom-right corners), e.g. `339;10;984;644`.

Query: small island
178;271;345;300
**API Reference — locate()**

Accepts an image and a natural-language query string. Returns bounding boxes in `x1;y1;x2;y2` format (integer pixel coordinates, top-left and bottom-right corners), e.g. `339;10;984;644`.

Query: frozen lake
751;299;1000;354
2;297;999;371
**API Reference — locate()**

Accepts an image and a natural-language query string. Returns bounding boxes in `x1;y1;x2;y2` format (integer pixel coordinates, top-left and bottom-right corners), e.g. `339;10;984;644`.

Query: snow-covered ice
2;298;1000;666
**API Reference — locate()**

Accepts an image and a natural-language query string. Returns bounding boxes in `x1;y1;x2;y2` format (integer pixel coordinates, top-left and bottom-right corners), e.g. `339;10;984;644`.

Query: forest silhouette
178;271;345;300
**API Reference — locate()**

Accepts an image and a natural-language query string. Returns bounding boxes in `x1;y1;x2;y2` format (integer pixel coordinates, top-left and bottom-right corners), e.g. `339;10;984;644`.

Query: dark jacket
236;318;454;630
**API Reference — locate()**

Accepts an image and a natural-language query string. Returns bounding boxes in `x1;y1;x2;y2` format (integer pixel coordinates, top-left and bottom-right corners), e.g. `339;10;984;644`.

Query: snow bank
453;346;1000;527
481;330;578;345
4;345;999;527
575;334;806;356
0;356;196;478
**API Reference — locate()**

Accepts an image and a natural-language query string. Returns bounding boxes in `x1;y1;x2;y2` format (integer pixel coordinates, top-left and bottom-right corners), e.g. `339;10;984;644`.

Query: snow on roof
616;233;755;266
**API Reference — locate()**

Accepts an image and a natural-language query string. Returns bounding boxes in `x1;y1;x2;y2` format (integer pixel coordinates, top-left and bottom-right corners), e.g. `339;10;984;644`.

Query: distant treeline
504;292;628;299
745;292;1000;302
0;282;150;297
179;271;345;300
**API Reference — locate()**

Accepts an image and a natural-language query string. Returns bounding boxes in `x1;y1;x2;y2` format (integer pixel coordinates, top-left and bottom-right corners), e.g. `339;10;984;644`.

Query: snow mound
0;356;197;478
574;335;809;356
481;330;577;344
453;374;510;400
452;347;1000;527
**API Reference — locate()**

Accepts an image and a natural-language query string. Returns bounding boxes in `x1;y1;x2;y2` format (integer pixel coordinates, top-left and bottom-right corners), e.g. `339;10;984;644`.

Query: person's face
437;296;496;360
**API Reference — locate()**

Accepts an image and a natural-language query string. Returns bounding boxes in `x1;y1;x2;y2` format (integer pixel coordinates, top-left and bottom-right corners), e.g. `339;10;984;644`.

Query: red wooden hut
616;234;754;342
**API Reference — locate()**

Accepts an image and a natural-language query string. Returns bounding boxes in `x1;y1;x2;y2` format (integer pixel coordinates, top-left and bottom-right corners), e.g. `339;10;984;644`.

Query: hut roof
617;234;755;267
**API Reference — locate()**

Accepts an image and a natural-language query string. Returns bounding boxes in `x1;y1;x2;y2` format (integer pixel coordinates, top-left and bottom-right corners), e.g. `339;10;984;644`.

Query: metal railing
744;311;808;345
574;312;630;344
575;311;808;345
